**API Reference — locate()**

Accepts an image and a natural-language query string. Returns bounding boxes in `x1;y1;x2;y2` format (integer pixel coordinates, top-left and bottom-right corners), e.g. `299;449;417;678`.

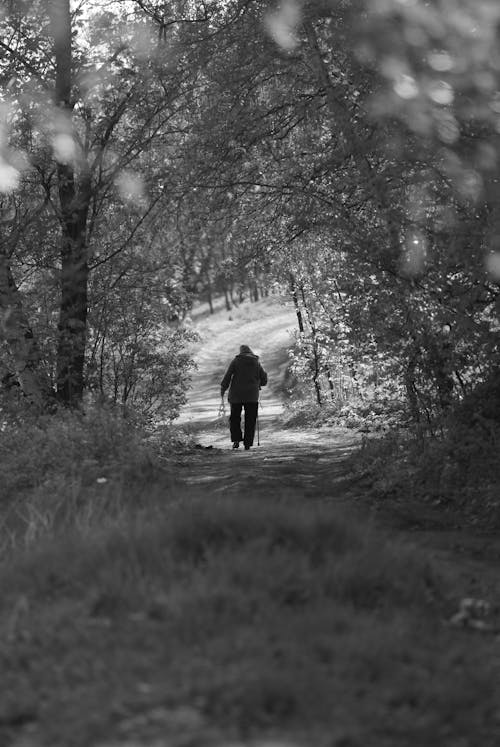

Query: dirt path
176;295;361;490
175;295;500;596
178;295;299;434
3;298;500;747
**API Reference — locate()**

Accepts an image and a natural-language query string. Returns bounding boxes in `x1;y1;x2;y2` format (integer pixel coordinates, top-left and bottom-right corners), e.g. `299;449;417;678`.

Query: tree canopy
0;0;499;424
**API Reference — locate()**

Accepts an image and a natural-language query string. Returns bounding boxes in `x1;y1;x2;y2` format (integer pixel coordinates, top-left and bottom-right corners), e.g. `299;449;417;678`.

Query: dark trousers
230;402;258;447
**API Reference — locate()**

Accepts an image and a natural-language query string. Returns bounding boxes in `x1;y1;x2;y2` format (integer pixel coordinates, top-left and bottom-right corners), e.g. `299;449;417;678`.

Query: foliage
282;391;407;433
1;0;500;444
90;325;197;420
353;376;500;527
87;249;198;419
0;404;179;548
0;0;203;405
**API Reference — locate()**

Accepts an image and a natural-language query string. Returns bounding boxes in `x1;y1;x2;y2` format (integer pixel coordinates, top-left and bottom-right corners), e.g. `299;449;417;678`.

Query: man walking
220;345;268;450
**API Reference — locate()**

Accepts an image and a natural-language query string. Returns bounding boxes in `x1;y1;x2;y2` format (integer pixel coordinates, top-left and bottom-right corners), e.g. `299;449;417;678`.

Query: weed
0;484;497;747
0;401;498;746
0;404;178;551
354;413;500;527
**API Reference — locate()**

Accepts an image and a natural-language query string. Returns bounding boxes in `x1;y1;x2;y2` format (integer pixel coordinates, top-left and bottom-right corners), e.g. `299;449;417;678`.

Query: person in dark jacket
220;345;268;450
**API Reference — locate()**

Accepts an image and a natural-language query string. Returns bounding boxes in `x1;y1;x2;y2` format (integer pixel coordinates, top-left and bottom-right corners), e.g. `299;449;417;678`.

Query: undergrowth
285;373;500;528
0;491;497;746
281;394;406;432
0;404;185;552
0;402;498;745
353;412;500;528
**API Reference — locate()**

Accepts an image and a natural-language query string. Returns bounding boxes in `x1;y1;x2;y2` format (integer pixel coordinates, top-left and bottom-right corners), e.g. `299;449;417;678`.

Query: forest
0;1;500;745
1;0;499;511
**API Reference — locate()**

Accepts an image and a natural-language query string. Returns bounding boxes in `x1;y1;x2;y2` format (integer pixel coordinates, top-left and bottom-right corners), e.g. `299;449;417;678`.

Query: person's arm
259;364;268;388
221;361;235;396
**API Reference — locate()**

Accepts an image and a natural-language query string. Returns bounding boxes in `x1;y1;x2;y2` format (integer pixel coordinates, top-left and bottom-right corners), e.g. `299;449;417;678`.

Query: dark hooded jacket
221;353;268;403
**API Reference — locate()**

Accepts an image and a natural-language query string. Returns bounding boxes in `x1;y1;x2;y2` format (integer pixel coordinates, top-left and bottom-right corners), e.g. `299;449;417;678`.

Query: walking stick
257;394;261;446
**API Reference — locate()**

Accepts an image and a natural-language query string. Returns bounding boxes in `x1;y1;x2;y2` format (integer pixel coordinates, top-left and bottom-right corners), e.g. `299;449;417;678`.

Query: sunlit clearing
485;252;500;280
52;133;77;164
0;159;20;193
115;170;145;202
265;0;302;51
400;234;427;276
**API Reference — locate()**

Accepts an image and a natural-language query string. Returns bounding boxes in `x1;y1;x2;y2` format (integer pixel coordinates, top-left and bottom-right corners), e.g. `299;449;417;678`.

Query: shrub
86;326;198;422
353;384;500;527
281;394;406;432
0;404;176;550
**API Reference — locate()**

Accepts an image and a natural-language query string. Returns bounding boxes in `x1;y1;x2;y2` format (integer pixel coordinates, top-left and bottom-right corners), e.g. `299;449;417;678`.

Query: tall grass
0;406;498;746
0;404;178;552
354;414;500;528
1;488;496;747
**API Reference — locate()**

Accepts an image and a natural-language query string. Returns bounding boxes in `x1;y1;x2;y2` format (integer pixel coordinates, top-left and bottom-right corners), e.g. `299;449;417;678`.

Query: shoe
244;445;251;450
232;442;240;449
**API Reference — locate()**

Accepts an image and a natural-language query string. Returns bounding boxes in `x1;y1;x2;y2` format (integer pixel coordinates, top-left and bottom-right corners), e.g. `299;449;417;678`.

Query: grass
349;416;500;531
0;405;182;553
0;406;499;746
283;377;500;530
1;482;499;746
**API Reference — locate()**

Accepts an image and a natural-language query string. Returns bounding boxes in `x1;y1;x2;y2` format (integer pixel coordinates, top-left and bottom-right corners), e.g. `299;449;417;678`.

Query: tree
0;0;199;407
2;0;500;425
181;0;500;420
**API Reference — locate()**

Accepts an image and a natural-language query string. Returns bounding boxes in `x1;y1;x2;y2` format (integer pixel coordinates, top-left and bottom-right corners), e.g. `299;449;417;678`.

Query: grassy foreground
0;409;499;746
1;484;499;746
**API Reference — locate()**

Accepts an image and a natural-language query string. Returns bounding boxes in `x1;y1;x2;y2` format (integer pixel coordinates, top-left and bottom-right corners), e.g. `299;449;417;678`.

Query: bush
281;394;406;432
353;392;500;527
86;326;198;422
0;404;176;550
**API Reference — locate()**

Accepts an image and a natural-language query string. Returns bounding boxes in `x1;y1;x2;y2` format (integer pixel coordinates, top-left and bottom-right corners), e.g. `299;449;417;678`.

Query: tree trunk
206;278;214;314
289;275;305;333
0;247;53;407
300;283;322;406
326;365;336;402
249;280;259;302
51;0;90;405
229;280;237;307
313;365;322;406
56;192;90;404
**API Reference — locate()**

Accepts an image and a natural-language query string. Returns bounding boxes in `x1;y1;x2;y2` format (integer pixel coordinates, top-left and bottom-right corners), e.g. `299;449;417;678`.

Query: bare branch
89;191;164;270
